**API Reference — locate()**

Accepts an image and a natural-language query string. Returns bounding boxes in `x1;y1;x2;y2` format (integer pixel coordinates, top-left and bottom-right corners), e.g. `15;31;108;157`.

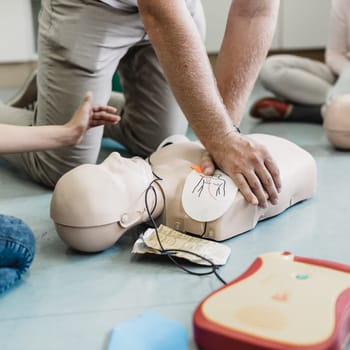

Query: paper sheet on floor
132;224;231;266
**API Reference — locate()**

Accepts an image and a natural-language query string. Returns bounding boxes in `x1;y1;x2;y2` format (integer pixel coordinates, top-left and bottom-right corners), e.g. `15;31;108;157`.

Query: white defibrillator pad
181;169;238;222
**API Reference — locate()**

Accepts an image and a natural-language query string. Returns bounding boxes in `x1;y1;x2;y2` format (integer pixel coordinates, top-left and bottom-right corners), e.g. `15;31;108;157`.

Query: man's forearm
138;0;234;153
215;0;280;124
139;0;282;207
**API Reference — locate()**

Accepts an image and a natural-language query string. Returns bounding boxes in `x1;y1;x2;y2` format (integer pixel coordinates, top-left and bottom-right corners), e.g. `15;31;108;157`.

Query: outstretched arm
0;92;120;153
138;0;281;207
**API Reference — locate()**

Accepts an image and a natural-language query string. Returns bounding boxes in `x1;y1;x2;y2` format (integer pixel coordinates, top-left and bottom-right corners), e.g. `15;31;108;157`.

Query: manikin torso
51;134;317;252
150;134;317;241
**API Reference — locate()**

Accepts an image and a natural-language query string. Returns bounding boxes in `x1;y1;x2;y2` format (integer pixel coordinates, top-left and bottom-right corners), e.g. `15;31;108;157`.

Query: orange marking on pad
191;164;203;174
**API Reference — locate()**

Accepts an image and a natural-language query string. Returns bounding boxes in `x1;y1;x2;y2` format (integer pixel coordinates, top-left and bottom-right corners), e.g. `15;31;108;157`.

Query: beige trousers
259;54;337;105
0;0;205;188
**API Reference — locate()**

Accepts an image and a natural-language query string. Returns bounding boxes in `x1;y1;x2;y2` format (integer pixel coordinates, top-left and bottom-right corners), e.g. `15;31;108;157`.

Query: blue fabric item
107;312;188;350
0;214;35;294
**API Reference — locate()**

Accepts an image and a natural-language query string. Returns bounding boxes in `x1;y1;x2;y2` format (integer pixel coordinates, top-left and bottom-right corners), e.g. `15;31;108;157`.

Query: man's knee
259;55;294;90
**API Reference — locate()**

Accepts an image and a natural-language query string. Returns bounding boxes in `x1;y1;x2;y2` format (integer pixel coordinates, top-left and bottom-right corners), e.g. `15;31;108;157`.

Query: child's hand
90;102;121;127
66;92;121;145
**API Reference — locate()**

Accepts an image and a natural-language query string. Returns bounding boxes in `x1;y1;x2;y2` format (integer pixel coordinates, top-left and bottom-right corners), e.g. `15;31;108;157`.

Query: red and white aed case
193;252;350;350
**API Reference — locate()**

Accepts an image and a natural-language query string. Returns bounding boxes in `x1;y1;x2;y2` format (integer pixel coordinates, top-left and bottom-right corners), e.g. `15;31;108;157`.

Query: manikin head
324;94;350;149
50;153;163;252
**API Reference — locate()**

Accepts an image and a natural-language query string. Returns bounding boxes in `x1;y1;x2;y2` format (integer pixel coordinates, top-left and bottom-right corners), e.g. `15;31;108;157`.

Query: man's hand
201;131;281;208
65;92;121;145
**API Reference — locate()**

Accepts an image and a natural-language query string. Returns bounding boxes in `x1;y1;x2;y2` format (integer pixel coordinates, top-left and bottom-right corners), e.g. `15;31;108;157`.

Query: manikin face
50;153;157;252
51;152;155;228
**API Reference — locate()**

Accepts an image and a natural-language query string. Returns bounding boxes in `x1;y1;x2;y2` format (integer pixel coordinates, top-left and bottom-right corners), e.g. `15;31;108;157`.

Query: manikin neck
118;175;165;229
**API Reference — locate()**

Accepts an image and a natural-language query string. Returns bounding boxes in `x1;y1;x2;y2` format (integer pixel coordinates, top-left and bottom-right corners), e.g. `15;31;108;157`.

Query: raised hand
66;92;121;145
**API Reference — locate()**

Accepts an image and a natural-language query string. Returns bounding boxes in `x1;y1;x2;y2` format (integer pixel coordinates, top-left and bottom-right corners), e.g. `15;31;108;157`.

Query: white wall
202;0;331;53
201;0;231;53
277;0;331;49
0;0;36;63
0;0;332;63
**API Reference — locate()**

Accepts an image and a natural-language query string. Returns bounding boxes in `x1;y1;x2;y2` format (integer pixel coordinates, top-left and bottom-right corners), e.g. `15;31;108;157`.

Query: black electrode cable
144;176;227;285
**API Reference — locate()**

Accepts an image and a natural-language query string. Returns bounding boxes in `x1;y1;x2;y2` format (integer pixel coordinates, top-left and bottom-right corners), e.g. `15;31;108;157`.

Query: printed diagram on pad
182;168;238;222
192;172;226;199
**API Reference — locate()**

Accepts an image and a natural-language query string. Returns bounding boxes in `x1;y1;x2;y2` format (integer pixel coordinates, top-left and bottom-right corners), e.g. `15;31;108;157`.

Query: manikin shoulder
149;140;205;170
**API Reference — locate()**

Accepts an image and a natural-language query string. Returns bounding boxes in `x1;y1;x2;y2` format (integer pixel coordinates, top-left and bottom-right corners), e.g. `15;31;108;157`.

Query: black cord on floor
144;176;227;286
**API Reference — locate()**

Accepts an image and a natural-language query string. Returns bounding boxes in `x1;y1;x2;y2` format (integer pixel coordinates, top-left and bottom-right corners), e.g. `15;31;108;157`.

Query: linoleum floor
0;82;349;350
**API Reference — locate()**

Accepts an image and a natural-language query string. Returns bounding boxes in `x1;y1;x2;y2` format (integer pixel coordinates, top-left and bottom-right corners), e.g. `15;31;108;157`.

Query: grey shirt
99;0;137;10
99;0;200;14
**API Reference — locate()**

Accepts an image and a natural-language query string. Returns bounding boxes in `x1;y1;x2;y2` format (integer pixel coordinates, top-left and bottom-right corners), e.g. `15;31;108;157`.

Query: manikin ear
118;182;163;229
118;211;146;229
324;94;350;150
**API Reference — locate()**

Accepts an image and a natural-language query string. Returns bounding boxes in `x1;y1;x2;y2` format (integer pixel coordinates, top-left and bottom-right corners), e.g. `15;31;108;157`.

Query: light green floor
1;82;350;350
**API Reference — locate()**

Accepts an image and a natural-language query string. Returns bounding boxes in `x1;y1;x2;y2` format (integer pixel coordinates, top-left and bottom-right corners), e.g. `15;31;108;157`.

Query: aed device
193;252;350;350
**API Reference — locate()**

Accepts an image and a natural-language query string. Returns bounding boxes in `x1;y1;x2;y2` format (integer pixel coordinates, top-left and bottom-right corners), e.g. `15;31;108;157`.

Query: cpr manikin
324;94;350;149
51;134;317;253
